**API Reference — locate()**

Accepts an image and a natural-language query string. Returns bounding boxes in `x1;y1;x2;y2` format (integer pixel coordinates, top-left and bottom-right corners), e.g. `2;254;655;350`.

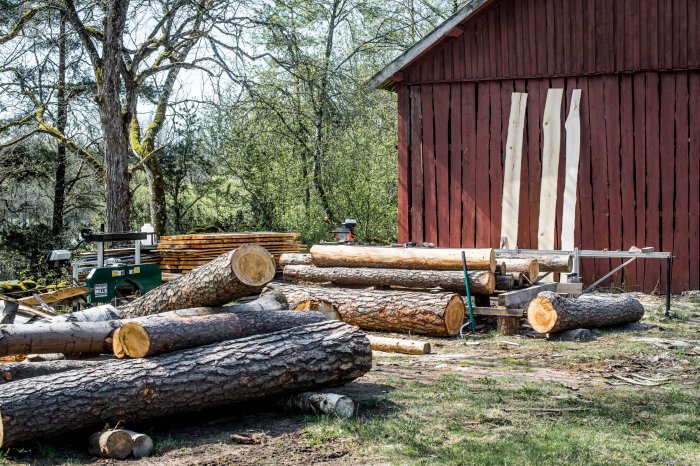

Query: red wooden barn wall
395;0;700;292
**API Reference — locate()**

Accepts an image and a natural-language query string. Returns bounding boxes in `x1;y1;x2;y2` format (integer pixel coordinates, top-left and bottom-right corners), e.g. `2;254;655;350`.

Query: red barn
370;0;700;292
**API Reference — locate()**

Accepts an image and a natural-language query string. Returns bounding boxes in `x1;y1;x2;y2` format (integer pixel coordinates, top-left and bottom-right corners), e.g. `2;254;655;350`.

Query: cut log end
117;323;151;359
528;295;558;333
230;244;276;286
292;300;341;321
445;295;466;336
332;396;355;419
89;429;133;459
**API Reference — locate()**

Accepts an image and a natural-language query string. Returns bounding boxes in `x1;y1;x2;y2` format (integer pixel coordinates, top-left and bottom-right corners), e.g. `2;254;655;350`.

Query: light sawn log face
309;245;496;272
0;321;371;447
283;265;495;294
267;283;465;337
528;291;644;334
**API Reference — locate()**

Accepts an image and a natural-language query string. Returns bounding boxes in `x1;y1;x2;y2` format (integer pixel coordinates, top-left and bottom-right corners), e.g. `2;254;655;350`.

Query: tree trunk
143;155;167;237
283;265;495;294
497;254;572;273
277;392;354;418
528;291;644;334
367;335;431;355
52;13;67;236
0;321;371;447
1;300;18;325
115;310;325;358
495;274;515;291
1;360;105;384
499;259;539;282
118;245;276;319
279;253;313;267
266;284;465;336
309;245;496;272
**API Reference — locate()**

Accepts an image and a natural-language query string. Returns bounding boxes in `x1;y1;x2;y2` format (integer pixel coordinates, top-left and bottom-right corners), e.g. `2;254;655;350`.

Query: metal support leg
97;242;104;268
666;256;671;317
134;240;141;265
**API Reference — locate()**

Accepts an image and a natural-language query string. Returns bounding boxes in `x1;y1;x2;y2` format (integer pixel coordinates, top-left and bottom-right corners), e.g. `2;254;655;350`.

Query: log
497;254;573;273
37;304;122;324
528;291;645;334
367;335;431;355
283;265;495;294
497;316;521;336
0;360;105;383
499;259;539;282
0;300;18;325
123;430;154;458
115;310;326;358
0;321;371;447
279;253;313;267
0;321;121;357
278;392;355;418
309;245;496;272
118;244;276;319
495;274;515;291
266;284;465;337
89;428;133;459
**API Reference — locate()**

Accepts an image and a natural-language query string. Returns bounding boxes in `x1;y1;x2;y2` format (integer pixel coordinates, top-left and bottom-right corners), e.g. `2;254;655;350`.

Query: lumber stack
157;232;306;272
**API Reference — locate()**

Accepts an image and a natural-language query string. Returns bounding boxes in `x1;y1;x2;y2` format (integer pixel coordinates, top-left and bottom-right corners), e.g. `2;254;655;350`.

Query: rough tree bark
279;253;313;267
0;360;105;384
283;265;495;294
115;310;325;358
118;245;276;318
0;321;371;447
52;12;67;235
266;284;465;336
528;291;644;334
309;245;496;272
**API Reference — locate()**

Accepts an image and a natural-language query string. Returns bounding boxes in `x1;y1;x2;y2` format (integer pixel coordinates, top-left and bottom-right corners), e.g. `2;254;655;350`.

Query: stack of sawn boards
157;232;306;273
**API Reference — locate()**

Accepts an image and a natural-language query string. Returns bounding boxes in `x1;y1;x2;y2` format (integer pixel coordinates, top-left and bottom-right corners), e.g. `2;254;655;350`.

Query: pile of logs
0;246;372;451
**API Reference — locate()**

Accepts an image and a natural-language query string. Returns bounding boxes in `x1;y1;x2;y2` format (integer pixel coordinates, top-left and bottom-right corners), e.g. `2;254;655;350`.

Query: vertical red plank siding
552;77;566;253
553;0;564;74
515;79;530;248
673;73;690;292
545;0;555;75
434;84;451;246
689;73;700;289
644;72;661;292
690;0;699;67
577;77;596;284
421;85;437;244
659;74;676;291
662;0;673;69
514;0;525;76
604;75;623;286
409;86;424;245
475;83;491;247
536;0;548;75
625;0;640;70
649;0;659;69
449;84;463;247
639;0;650;67
633;73;648;288
397;85;410;243
527;81;542;248
619;76;637;288
462;82;477;247
489;81;503;248
527;0;539;75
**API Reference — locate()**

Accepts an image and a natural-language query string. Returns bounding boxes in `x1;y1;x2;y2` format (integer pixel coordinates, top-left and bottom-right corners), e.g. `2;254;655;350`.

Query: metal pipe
666;257;672;317
134;240;141;265
96;242;104;268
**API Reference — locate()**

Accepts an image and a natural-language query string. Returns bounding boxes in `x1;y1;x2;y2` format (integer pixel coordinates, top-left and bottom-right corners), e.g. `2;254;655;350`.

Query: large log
499;259;539;282
115;310;326;358
283;265;495;294
0;321;119;357
309;245;496;272
0;360;105;383
497;254;573;273
0;321;371;447
528;291;644;334
266;284;465;337
119;244;276;319
278;253;313;267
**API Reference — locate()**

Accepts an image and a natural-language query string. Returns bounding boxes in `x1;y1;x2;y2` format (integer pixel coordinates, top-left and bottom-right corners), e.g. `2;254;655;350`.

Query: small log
497;316;521;336
495;274;515;290
267;284;465;336
0;321;120;357
118;244;276;319
528;291;645;334
1;300;18;325
123;430;153;458
278;392;355;418
115;310;325;358
497;254;573;273
88;429;133;459
279;253;313;267
500;259;539;282
1;360;105;383
283;265;495;294
367;335;431;355
309;245;496;272
0;321;371;447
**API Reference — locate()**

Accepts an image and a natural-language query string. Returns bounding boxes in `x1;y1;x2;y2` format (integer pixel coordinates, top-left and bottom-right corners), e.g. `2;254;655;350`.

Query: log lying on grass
367;335;431;355
124;430;154;458
267;284;464;336
0;360;105;383
499;259;539;282
119;244;276;318
309;245;496;272
0;321;371;447
528;291;644;334
283;265;495;294
497;254;572;273
89;428;133;459
278;392;355;418
115;310;325;358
